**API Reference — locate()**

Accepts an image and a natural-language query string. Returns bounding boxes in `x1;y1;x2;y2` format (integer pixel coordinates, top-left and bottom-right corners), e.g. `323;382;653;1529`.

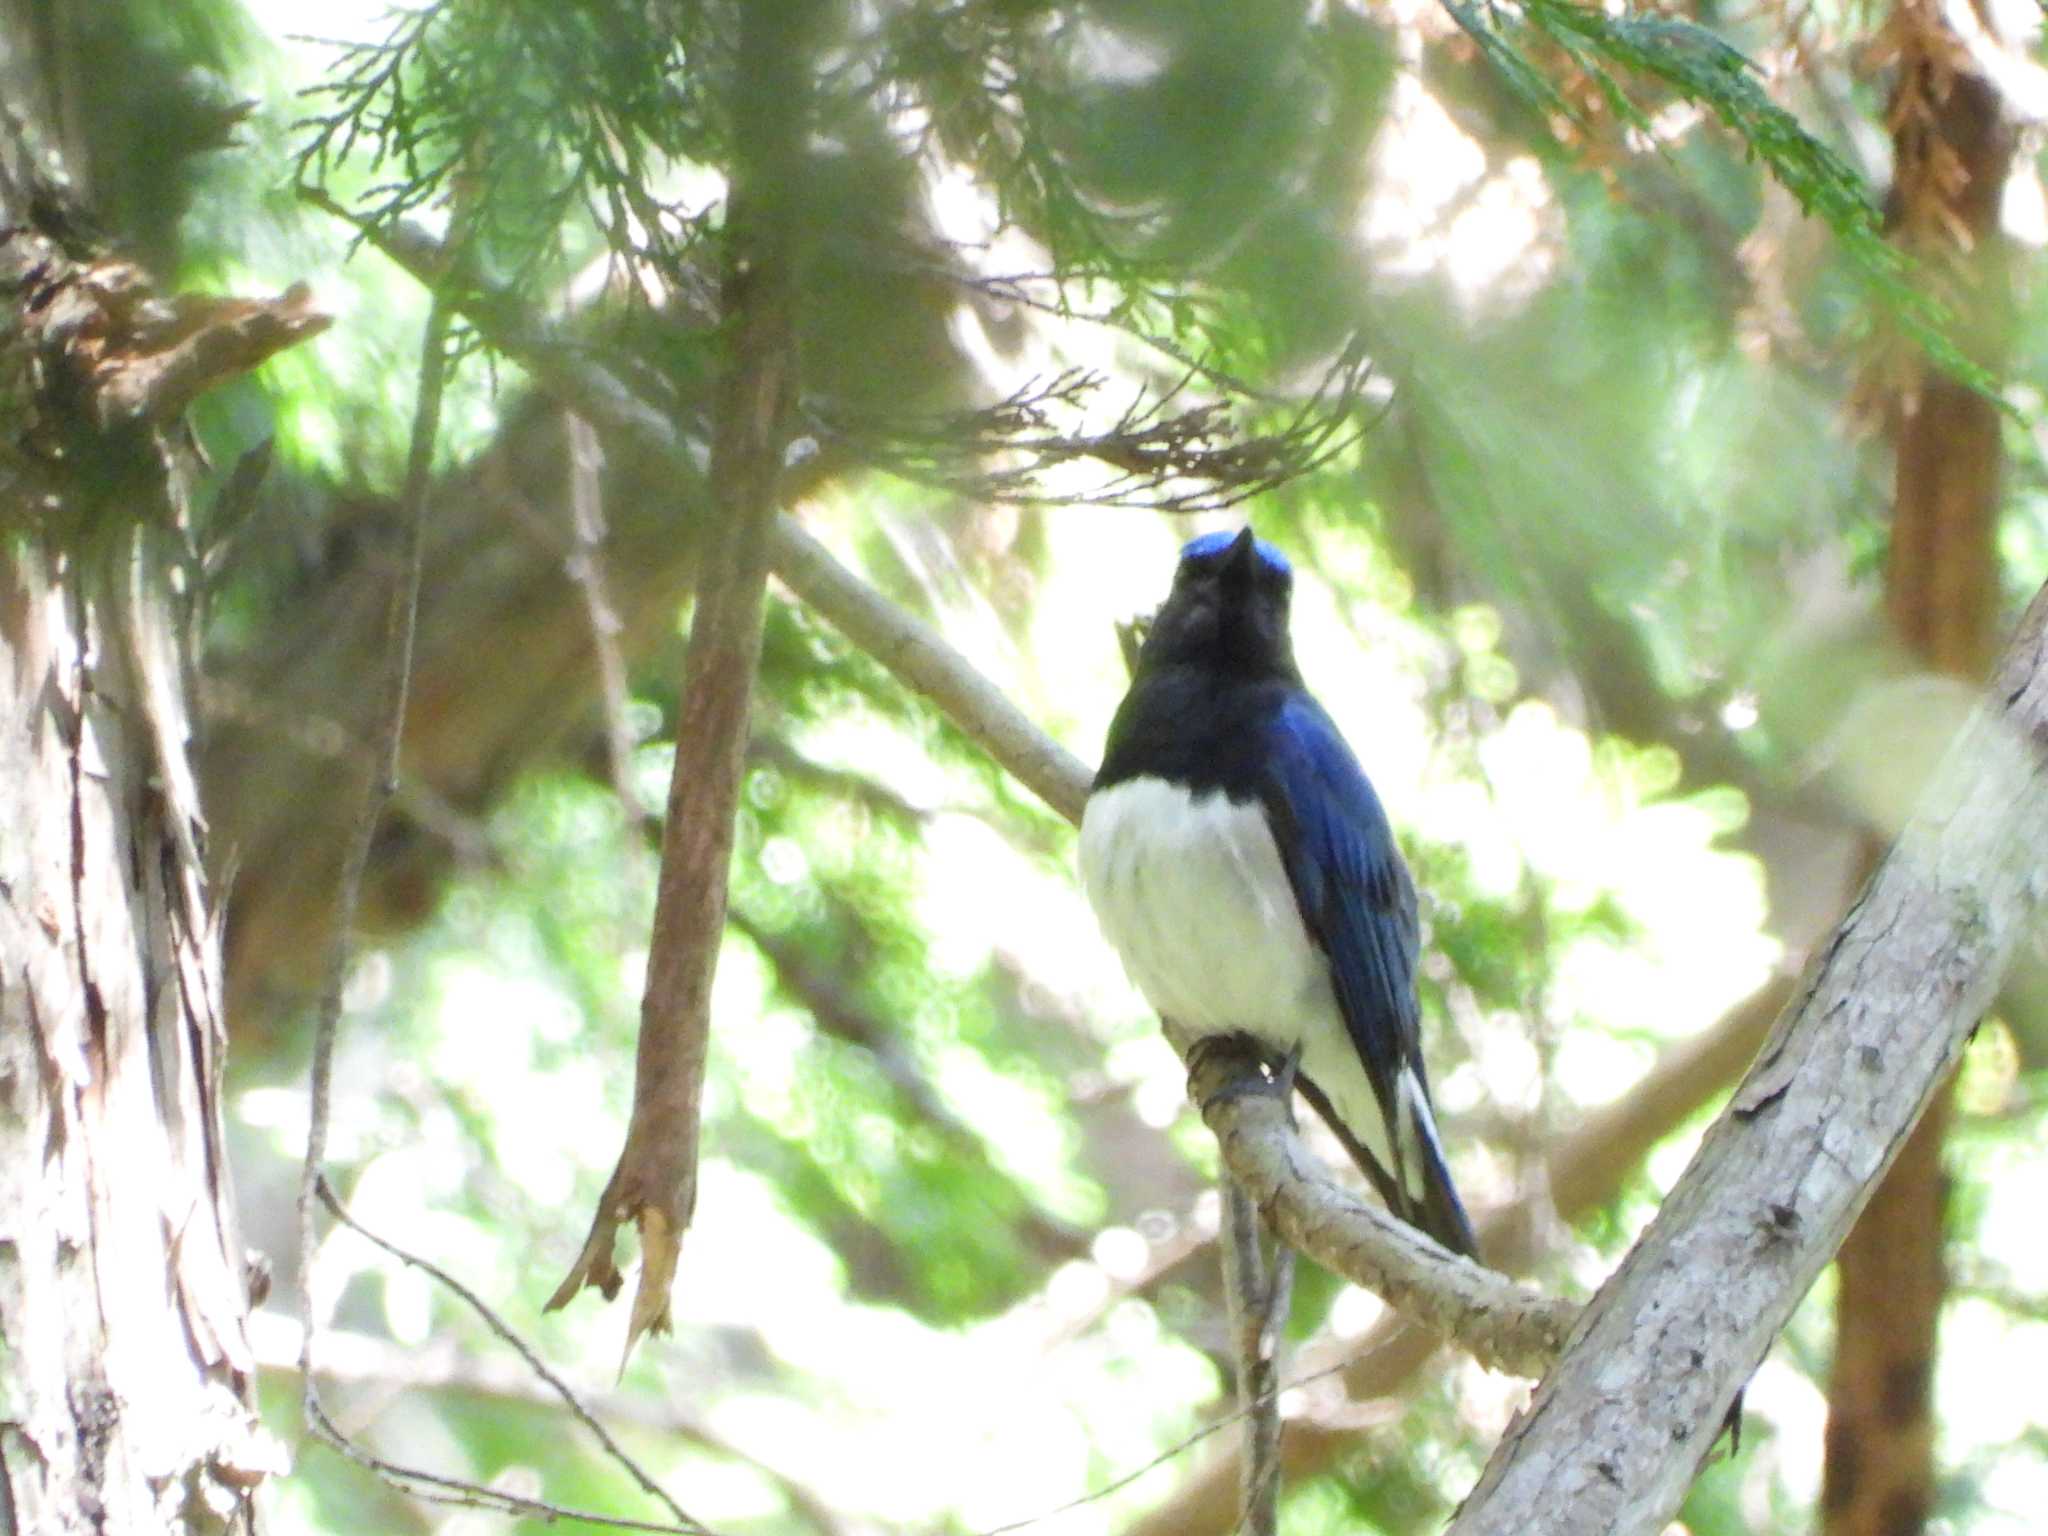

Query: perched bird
1080;527;1478;1258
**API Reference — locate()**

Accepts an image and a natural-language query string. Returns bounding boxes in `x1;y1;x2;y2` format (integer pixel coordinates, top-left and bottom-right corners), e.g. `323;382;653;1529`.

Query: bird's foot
1186;1034;1287;1110
1267;1042;1303;1113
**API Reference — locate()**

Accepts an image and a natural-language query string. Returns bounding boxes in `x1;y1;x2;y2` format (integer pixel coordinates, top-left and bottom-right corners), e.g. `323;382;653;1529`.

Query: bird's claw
1188;1034;1287;1109
1269;1042;1302;1109
1186;1036;1304;1129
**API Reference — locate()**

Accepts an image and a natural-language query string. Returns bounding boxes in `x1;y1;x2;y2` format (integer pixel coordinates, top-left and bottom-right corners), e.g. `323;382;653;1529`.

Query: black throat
1095;667;1295;799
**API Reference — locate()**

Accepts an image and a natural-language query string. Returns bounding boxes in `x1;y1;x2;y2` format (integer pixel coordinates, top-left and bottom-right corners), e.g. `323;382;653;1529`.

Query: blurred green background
59;0;2048;1530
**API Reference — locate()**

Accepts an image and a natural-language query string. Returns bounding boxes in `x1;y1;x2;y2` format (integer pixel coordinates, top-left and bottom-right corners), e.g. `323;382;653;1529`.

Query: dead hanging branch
543;2;807;1366
806;345;1376;512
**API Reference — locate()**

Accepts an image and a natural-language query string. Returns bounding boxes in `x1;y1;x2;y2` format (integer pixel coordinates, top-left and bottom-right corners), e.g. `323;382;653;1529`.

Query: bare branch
304;1388;713;1536
1187;1037;1576;1379
318;1182;700;1529
1448;580;2048;1536
253;1313;857;1536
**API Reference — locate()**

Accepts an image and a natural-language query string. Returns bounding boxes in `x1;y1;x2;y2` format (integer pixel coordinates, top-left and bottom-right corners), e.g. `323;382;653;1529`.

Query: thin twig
562;409;648;816
305;1393;711;1536
809;346;1377;514
256;1312;855;1536
297;296;452;1386
298;293;579;1524
301;188;1362;518
317;1181;701;1529
971;1330;1409;1536
287;296;722;1536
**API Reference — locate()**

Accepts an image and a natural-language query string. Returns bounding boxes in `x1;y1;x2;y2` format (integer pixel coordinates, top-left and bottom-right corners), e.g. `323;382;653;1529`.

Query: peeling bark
0;8;327;1516
0;214;318;1528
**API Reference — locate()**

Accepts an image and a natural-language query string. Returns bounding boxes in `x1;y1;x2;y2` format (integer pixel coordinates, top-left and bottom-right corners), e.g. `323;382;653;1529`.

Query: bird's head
1137;527;1299;681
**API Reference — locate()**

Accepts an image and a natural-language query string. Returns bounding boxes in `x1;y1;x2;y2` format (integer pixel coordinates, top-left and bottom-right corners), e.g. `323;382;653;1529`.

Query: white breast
1079;778;1327;1041
1078;775;1401;1180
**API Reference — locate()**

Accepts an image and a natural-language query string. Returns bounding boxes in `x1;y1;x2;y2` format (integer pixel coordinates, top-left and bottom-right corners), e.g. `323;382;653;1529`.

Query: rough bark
1446;579;2048;1536
1824;8;2014;1532
546;0;811;1356
0;74;320;1533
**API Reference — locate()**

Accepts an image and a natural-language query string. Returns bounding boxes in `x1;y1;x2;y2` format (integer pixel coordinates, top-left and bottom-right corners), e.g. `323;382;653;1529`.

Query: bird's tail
1408;1117;1480;1260
1295;1072;1480;1261
1396;1065;1480;1260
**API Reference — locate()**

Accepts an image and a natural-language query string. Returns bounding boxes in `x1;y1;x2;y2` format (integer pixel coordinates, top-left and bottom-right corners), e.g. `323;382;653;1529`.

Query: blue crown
1179;529;1292;576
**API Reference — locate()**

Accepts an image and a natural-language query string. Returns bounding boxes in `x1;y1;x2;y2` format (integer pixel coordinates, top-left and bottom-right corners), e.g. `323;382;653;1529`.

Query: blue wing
1257;694;1477;1256
1257;697;1418;1109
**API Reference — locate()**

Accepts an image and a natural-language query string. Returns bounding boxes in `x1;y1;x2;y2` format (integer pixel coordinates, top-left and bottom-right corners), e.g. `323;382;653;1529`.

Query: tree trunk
0;21;317;1529
0;252;278;1534
1824;6;2013;1531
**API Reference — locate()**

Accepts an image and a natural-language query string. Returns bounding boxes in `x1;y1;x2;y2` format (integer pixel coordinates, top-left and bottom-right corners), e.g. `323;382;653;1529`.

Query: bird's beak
1222;527;1258;582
